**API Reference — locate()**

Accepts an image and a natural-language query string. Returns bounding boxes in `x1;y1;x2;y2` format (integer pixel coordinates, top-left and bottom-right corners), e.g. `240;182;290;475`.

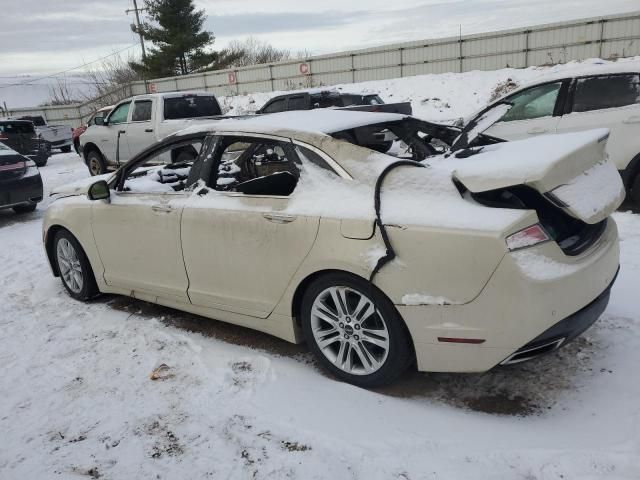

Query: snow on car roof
179;109;408;137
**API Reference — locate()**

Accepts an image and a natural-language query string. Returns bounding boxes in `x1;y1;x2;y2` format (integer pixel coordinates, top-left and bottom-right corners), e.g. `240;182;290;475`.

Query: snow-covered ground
1;150;639;478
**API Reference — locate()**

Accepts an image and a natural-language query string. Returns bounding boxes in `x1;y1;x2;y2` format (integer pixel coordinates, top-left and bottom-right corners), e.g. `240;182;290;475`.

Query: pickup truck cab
14;115;73;153
81;91;223;175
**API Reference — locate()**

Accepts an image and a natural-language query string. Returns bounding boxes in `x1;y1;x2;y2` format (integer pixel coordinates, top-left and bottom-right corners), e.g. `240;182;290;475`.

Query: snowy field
2;59;640;478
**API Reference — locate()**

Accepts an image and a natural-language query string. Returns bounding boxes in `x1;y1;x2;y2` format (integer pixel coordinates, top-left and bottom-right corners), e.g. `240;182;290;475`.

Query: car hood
50;173;113;198
450;128;625;224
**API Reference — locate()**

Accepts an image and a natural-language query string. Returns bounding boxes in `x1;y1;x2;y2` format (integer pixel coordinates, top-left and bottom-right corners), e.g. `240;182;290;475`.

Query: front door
126;99;157;159
483;81;566;141
100;101;132;165
181;134;320;318
90;137;203;302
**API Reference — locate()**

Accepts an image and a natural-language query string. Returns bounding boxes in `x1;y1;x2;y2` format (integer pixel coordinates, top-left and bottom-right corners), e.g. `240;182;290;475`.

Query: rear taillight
0;135;8;141
506;224;550;251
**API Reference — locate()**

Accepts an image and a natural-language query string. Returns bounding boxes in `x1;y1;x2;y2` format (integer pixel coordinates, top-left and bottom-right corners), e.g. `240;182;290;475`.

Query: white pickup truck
13;115;73;153
80;91;224;175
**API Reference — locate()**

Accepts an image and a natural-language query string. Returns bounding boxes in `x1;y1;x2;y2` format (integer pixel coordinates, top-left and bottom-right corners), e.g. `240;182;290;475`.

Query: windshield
163;95;221;120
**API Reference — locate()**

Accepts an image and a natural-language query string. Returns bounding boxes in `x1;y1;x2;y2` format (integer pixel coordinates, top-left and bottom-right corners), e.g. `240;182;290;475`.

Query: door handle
623;116;640;124
145;128;154;133
263;213;296;224
527;127;548;134
151;204;174;213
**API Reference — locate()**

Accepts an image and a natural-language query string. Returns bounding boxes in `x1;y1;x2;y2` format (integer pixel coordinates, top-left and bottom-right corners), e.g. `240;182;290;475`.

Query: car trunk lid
451;129;624;225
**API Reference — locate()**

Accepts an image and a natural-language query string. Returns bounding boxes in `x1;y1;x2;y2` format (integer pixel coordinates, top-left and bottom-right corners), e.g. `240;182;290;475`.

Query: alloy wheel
310;286;390;375
89;158;102;176
56;238;84;294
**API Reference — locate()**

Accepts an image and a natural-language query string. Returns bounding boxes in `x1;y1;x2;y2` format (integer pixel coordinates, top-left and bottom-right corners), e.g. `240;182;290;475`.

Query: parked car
0;143;43;214
257;90;413;152
11;115;73;153
0;119;50;166
471;70;640;203
44;110;622;387
72;105;113;154
80;91;225;175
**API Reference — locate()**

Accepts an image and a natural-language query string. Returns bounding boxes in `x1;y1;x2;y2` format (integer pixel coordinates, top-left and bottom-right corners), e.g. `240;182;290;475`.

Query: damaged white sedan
43;110;624;387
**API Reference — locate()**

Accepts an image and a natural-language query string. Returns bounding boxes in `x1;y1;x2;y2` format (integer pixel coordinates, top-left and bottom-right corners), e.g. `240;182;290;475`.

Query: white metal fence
8;10;640;127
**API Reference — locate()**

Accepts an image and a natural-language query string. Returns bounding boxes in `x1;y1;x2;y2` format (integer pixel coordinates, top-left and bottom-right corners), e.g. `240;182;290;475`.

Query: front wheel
301;273;413;388
86;150;106;176
53;230;99;301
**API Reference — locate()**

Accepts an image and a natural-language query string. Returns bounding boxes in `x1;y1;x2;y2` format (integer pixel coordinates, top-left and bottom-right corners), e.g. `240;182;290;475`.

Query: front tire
53;230;98;301
301;273;413;388
86;149;106;176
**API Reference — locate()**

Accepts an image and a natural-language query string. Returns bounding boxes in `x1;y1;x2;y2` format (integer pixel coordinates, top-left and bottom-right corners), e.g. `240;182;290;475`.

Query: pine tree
130;0;219;77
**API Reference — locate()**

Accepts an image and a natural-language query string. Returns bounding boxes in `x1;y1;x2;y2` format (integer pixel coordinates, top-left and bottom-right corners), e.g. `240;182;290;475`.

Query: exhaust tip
500;338;566;366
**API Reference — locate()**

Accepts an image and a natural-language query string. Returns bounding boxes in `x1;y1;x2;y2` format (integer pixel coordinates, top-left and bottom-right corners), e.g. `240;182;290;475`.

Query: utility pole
127;0;147;61
126;0;149;91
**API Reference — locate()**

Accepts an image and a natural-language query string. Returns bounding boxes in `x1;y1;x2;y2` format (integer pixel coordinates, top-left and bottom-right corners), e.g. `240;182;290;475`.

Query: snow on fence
9;10;640;127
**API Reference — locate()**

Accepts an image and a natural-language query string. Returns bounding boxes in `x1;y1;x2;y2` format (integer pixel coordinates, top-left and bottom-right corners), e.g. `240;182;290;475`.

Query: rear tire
13;203;37;214
60;145;72;153
86;149;106;176
53;230;99;301
301;272;413;388
629;171;640;206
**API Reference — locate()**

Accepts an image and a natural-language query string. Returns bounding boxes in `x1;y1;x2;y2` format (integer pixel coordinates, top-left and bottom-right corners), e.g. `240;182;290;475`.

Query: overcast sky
0;0;638;75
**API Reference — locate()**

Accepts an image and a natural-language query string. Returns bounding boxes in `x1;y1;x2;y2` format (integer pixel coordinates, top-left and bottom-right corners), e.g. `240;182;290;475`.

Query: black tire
629;171;640;206
60;145;72;153
53;230;99;301
35;159;47;167
86;149;106;176
13;203;37;214
300;272;413;388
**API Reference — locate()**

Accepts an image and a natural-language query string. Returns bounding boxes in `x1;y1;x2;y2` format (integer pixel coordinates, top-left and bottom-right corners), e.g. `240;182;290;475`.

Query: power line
0;43;139;90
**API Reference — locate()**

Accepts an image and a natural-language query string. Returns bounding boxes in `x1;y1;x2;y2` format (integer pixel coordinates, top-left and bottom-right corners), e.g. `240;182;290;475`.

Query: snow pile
401;294;457;306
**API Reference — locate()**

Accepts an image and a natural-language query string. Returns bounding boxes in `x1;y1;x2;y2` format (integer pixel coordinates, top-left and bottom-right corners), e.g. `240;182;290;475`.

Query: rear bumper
0;168;43;209
499;269;616;365
49;138;73;148
398;219;620;372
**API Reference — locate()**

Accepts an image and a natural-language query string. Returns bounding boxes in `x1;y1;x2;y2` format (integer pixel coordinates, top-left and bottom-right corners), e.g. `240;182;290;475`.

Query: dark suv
0;120;50;167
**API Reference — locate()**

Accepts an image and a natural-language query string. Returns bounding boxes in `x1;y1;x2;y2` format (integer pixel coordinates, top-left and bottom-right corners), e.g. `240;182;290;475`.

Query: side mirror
88;180;110;201
94;117;105;126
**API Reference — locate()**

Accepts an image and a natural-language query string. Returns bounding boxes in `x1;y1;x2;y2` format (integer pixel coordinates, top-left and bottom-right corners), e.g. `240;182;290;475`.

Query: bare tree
42;77;82;106
82;52;142;106
208;37;309;70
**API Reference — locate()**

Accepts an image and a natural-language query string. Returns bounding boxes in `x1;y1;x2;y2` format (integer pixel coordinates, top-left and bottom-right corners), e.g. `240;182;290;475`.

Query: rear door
556;74;640;171
181;134;320;318
483;81;567;140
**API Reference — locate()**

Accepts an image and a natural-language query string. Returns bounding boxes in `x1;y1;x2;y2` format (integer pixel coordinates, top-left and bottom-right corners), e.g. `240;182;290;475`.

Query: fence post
525;29;530;67
599;19;606;59
351;54;355;83
269;65;275;92
400;48;404;77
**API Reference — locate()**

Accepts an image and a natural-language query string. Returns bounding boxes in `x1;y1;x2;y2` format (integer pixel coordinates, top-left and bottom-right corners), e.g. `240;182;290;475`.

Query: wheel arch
289;269;416;358
621;151;640;189
82;142;102;164
45;225;96;281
